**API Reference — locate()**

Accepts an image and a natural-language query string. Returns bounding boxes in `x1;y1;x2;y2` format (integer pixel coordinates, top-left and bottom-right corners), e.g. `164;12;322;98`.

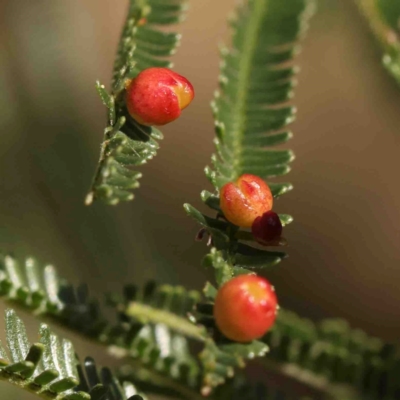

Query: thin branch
85;128;116;205
120;361;206;400
355;0;400;53
125;302;206;342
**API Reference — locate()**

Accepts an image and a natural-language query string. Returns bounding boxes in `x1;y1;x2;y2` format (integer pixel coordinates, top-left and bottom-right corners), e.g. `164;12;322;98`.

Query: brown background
1;0;400;398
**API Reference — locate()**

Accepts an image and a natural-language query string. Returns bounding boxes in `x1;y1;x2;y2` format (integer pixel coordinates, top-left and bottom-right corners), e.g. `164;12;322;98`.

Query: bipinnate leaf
86;0;188;205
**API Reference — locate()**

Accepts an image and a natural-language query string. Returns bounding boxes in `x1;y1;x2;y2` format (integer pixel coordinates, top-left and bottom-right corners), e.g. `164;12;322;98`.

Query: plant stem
355;0;400;52
125;302;206;342
230;0;267;179
84;129;111;205
127;362;207;400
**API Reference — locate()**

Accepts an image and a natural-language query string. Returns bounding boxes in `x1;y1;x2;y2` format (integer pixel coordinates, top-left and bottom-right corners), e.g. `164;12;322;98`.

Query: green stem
230;0;267;178
125;302;206;341
128;362;207;400
84;130;111;205
355;0;400;52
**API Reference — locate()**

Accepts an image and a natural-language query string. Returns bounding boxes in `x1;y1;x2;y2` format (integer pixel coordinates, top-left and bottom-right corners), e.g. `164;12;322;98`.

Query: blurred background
1;0;400;398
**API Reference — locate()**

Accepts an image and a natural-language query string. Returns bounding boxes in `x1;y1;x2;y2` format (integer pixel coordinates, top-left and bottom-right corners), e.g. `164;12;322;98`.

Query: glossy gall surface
214;275;278;342
125;67;194;126
219;174;273;227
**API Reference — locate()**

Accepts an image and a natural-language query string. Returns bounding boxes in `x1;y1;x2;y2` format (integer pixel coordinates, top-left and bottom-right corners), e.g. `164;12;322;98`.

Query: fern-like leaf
0;252;203;343
208;0;314;188
114;280;204;341
264;309;400;400
0;309;84;399
86;0;187;205
184;0;315;391
0;252;206;398
356;0;400;85
0;309;143;400
3;252;398;399
117;325;203;400
0;253;109;340
184;0;314;286
111;282;206;399
192;284;400;399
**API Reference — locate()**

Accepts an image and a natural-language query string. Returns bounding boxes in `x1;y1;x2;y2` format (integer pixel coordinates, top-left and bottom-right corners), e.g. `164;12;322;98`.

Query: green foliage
265;309;400;400
111;282;206;399
192;287;400;400
7;251;399;400
118;281;205;341
5;0;400;399
357;0;400;85
382;44;400;85
0;251;306;399
377;0;400;84
199;338;269;395
0;253;63;311
184;0;314;391
377;0;400;30
0;253;108;339
0;251;207;398
117;326;202;400
86;0;187;205
0;309;143;400
185;0;315;287
207;0;315;189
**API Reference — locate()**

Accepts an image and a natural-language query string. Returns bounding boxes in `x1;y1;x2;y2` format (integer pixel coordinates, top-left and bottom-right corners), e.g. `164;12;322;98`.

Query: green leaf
95;81;116;125
121;281;205;341
199;339;269;394
357;0;400;86
188;0;315;287
6;309;29;362
0;310;82;398
377;0;400;31
263;308;400;400
192;0;316;282
203;282;218;301
184;0;314;285
117;325;203;399
202;250;233;286
184;204;230;244
209;0;314;187
185;1;315;393
86;0;188;206
232;253;284;271
0;251;206;399
0;309;145;400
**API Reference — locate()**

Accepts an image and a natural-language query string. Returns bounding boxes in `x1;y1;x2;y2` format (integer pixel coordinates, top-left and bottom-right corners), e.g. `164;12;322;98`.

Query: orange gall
214;275;278;342
219;174;273;227
125;67;194;126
